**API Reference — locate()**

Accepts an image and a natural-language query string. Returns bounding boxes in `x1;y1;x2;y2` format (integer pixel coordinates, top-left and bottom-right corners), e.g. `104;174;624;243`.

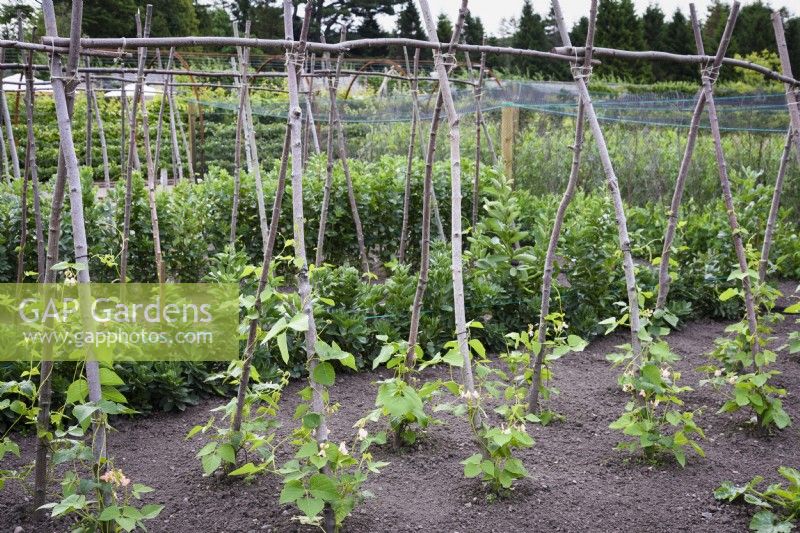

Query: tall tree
702;0;731;53
57;0;136;37
660;9;695;81
436;12;452;43
511;1;550;77
570;16;588;46
728;1;776;56
642;4;665;51
143;0;199;36
305;0;404;42
396;0;426;40
787;16;800;76
356;11;388;55
463;11;484;44
194;2;233;37
595;0;650;80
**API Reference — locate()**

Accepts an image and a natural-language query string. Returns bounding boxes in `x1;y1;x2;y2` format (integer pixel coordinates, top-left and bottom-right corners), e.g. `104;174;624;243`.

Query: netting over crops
192;80;794;133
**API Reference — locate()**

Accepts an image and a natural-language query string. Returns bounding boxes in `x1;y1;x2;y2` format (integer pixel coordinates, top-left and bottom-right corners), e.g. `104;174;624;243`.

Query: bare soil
2;306;799;532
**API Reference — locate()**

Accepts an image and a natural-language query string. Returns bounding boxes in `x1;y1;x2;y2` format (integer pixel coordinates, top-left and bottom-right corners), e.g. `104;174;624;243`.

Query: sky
415;1;798;35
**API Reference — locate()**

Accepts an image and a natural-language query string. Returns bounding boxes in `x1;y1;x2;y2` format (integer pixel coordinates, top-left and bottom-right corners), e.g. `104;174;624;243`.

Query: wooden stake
85;68;93;167
177;93;193;180
468;46;489;228
0;103;8;180
330;30;370;273
165;49;183;182
500;106;518;183
281;12;331;530
88;59;111;187
229;37;246;245
759;128;794;282
120;81;128;176
235;23;270;252
135;7;164;283
26;48;45;280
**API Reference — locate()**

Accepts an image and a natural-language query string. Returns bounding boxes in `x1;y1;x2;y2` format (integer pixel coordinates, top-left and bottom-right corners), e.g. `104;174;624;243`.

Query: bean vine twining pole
420;0;481;425
88;57;111;188
25;43;45;281
397;46;420;265
329;28;370;274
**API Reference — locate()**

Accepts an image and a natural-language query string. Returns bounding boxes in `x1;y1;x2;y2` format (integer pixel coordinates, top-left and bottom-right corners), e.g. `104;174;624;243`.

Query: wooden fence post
501;105;518;183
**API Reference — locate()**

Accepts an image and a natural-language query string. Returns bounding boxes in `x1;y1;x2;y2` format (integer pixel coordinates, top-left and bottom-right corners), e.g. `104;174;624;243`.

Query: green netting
191;80;795;133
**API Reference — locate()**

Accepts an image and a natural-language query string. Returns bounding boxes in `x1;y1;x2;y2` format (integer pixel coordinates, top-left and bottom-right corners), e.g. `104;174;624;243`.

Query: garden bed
2;312;798;532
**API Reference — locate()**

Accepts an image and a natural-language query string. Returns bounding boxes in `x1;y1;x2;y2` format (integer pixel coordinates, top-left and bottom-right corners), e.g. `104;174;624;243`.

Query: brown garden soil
2;286;799;532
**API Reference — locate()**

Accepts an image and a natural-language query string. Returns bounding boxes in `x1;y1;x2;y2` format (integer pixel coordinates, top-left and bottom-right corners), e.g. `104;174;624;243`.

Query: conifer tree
396;0;426;40
595;0;651;80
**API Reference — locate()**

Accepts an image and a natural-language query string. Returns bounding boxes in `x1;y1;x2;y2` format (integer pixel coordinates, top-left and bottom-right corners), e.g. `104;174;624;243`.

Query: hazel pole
164;49;183;182
14;21;31;284
405;0;470;368
655;3;736;310
553;0;642;357
282;3;332;498
0;50;20;182
120;7;153;283
85;67;93;168
315;37;343;267
229;23;249;246
42;0;107;487
329;30;370;273
759;128;794;283
26;48;45;280
153;49;168;181
33;2;88;516
285;11;335;527
120;81;128;176
234;23;270;252
761;12;800;283
89;59;111;188
527;0;595;414
0;101;7;180
134;7;164;284
417;0;480;411
397;46;420;264
469;47;489;228
690;5;760;359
